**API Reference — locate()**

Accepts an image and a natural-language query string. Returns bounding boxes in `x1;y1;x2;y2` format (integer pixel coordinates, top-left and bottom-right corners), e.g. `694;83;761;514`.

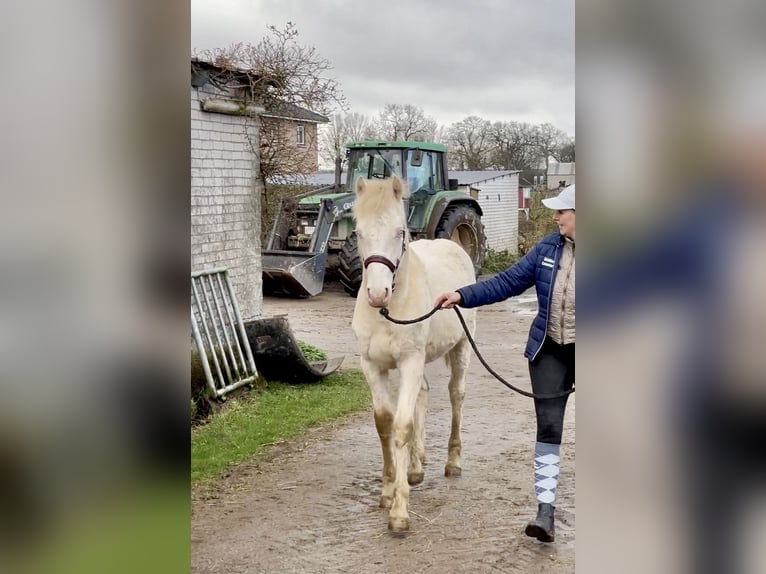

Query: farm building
261;102;329;174
451;171;520;254
547;162;576;190
191;58;264;320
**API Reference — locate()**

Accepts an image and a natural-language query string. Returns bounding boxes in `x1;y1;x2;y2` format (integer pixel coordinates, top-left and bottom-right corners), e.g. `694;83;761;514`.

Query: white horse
351;175;477;532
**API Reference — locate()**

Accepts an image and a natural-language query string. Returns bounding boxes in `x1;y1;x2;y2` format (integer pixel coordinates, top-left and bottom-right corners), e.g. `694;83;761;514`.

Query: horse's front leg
389;354;425;532
360;358;394;509
407;376;429;486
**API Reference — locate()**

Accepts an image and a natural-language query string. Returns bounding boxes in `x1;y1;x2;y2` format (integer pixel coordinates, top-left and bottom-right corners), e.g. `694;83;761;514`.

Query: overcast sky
191;0;574;136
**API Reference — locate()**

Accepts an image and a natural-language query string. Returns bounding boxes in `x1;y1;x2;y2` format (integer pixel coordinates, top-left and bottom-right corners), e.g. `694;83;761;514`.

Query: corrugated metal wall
475;173;520;254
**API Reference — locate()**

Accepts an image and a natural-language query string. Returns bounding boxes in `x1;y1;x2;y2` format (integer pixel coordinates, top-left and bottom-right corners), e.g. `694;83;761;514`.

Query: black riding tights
529;337;575;444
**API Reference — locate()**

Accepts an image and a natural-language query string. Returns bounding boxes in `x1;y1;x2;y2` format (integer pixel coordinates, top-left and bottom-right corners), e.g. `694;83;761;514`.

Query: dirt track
192;282;575;573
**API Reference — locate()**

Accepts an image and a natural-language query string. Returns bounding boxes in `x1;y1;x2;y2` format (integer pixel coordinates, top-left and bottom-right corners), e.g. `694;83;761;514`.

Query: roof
261;101;329;124
190;57;260;88
547;162;576;176
306;172;343;186
448;170;518;185
346;141;446;152
305;170;519;187
191;58;328;123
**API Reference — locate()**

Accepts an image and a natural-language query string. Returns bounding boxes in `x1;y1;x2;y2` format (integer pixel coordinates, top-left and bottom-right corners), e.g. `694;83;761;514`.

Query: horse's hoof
444;464;462;477
379;495;392;509
388;516;410;532
407;471;424;486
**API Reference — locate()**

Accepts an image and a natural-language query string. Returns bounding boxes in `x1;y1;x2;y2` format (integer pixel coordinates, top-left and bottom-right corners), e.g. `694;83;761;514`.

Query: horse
350;175;477;532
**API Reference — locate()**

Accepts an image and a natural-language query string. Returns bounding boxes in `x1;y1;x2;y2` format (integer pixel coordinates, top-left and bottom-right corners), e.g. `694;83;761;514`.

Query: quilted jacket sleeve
457;243;539;308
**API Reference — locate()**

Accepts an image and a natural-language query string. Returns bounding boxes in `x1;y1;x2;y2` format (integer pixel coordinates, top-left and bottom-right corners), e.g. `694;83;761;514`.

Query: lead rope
379;306;575;400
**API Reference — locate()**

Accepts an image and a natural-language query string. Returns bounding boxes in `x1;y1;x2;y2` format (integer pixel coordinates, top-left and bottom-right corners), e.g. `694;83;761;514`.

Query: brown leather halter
362;235;407;291
363;254;398;274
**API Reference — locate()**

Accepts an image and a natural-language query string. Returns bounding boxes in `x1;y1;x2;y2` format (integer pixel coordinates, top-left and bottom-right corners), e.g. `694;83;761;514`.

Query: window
296;124;305;146
347;149;403;185
405;149;445;192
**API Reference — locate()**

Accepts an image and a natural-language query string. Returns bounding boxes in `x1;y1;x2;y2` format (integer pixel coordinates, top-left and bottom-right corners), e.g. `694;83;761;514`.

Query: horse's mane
353;177;409;222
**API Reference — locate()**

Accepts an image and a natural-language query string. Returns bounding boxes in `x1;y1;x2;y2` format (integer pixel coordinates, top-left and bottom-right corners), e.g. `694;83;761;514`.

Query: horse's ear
355;177;366;195
391;175;408;200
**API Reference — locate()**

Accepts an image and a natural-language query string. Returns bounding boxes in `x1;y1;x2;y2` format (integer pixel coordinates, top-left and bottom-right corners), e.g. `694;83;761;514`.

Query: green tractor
262;141;487;297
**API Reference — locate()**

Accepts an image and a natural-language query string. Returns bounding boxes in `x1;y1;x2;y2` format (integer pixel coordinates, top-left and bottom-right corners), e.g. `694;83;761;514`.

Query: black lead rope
379;306;575;400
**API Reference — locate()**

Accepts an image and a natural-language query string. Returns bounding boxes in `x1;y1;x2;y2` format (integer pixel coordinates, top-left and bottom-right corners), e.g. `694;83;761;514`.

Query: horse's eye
397;228;405;238
356;229;364;239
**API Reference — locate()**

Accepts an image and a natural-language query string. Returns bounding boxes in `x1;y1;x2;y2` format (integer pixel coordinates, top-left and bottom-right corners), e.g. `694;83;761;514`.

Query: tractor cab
345;141;454;195
344;141;458;231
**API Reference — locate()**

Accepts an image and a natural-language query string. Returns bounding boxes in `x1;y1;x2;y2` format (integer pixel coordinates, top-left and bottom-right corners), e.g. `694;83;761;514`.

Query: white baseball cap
542;184;575;210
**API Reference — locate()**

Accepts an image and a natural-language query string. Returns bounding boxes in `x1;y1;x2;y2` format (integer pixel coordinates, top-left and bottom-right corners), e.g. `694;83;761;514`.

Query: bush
518;187;559;254
480;249;518;275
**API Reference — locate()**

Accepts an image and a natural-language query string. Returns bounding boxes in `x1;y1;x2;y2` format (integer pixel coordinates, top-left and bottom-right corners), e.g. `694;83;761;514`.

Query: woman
434;184;575;543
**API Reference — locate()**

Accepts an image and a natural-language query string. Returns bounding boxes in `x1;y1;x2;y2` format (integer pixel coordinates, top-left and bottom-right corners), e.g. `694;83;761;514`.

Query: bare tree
431;123;449;145
344;112;376;142
194;23;347;237
319;114;346;186
534;123;570;171
552;138;575;163
447;116;493;170
199;23;346;117
375;104;437;141
196;23;346;182
488;121;543;170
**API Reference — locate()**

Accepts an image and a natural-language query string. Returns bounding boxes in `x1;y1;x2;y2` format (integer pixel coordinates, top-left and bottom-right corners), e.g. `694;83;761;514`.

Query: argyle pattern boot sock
534;441;560;505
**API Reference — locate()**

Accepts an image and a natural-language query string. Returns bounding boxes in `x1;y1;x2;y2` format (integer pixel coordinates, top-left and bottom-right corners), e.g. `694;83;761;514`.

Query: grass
28;479;189;574
297;340;328;362
191;369;371;486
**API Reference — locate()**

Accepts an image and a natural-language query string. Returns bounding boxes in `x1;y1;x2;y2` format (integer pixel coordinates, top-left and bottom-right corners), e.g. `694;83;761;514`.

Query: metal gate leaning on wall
191;268;259;398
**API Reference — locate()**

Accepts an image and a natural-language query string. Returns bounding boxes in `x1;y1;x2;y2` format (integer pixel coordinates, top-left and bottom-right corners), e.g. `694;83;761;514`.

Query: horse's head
353;176;409;308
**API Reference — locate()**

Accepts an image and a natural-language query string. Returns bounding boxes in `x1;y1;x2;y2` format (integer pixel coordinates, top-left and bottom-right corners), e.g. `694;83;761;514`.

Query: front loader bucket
262;250;328;298
243;316;344;383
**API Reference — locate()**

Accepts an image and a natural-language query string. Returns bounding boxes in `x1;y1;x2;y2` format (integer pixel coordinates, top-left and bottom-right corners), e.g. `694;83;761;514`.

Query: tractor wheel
338;231;363;296
435;204;487;276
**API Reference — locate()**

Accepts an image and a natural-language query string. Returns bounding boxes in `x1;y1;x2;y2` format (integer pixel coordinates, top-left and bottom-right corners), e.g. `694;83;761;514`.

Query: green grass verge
191;369;371;486
28;480;189;574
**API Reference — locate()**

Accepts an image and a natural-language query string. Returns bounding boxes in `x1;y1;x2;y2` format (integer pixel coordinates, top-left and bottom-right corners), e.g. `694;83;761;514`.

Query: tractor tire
435;204;487;276
338;231;363;297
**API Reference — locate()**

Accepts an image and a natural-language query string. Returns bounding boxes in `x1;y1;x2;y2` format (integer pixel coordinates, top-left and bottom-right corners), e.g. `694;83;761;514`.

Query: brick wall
191;84;263;320
261;117;320;174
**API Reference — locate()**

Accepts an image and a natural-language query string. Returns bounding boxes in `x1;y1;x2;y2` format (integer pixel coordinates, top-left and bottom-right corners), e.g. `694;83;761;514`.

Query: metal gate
191;268;258;398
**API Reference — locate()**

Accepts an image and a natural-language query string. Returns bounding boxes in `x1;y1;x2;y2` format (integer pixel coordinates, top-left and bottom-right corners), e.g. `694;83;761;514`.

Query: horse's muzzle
367;287;390;308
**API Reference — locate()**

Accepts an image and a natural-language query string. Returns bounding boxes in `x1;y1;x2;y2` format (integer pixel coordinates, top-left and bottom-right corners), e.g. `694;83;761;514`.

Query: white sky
191;0;575;136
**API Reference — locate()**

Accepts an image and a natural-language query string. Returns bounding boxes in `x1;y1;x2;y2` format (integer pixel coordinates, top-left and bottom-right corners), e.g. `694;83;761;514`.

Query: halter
362;234;407;291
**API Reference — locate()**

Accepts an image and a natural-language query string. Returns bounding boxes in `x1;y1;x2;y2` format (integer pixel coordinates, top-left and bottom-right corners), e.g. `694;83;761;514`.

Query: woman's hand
434;292;462;310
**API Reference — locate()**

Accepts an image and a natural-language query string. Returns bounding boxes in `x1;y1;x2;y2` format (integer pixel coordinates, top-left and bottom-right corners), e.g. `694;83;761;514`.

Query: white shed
450;171;520;254
191;59;264;320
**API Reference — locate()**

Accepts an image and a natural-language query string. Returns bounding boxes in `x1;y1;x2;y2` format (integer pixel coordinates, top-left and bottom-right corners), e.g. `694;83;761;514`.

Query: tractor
262;141;487;297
